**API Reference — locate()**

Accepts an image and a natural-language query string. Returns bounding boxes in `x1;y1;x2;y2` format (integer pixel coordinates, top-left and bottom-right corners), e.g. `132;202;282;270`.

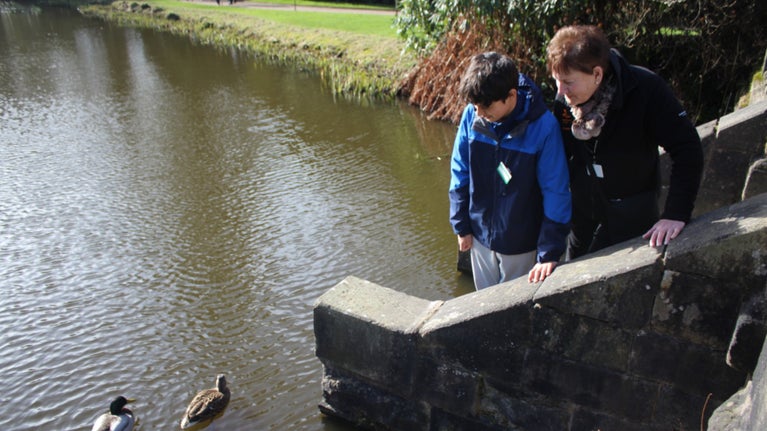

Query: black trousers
566;189;659;260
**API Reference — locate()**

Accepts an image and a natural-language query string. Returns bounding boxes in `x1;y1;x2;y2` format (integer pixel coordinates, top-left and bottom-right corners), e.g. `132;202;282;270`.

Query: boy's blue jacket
449;73;571;263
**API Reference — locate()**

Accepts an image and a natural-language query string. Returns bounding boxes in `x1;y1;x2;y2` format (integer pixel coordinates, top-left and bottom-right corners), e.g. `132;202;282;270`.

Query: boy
449;52;571;290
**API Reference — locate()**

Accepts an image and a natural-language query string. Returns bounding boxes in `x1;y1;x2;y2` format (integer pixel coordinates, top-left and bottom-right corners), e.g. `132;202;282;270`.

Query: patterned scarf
567;78;616;140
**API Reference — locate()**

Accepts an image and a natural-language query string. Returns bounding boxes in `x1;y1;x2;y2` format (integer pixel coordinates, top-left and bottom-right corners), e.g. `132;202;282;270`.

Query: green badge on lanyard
497;161;512;184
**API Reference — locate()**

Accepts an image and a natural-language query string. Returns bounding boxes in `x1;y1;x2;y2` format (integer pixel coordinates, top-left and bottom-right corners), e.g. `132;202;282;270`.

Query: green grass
147;0;398;37
658;26;700;37
233;9;395;36
238;0;394;12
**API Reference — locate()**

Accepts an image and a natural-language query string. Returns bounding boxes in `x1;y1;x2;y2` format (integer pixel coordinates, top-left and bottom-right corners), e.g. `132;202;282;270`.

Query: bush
397;0;767;124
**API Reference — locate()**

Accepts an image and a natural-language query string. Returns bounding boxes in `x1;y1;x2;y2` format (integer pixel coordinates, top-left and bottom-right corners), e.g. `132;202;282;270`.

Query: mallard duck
91;396;136;431
179;374;231;429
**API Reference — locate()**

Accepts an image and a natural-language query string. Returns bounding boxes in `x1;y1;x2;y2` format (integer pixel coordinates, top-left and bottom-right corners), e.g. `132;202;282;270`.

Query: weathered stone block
531;306;633;371
651;270;742;347
702;147;755;200
665;192;767;288
697;118;718;153
716;101;767;155
672;344;746;396
696;102;767;213
570;407;666;431
533;238;662;328
691;119;719;218
319;366;430;430
412;356;480;417
693;185;740;216
654;384;723;430
429;407;507;431
727;315;767;373
419;278;535;381
314;276;443;395
477;384;570;431
630;331;745;396
521;349;658;421
629;331;684;381
421;277;537;332
726;289;767;373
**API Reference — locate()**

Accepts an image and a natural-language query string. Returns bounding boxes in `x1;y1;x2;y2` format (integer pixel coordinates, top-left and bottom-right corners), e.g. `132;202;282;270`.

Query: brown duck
179;374;230;429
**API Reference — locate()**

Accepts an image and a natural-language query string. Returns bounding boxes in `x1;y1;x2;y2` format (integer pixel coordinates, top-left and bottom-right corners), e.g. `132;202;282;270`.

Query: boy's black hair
458;52;518;107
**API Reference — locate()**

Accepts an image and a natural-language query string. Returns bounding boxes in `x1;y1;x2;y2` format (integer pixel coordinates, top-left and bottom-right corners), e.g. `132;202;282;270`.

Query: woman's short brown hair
546;25;611;76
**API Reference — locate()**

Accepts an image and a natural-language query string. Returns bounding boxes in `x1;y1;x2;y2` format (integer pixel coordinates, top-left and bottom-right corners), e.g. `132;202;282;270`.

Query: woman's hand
643;219;686;247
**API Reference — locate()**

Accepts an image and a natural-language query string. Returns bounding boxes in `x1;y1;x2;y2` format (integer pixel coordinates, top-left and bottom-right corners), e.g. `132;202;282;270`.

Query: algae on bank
78;1;417;101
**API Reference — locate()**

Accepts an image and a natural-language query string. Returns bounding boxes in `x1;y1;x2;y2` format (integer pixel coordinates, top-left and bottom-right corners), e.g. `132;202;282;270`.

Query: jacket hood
516;72;548;122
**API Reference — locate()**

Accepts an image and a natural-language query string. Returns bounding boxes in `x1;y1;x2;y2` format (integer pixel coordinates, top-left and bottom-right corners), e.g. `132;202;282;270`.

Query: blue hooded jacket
449;73;571;263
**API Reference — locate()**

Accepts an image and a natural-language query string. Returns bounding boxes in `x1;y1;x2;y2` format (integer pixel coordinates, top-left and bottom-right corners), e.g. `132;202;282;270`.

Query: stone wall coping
717;99;767;133
667;191;767;261
418;277;537;334
317;194;767;339
535;237;661;298
314;275;443;334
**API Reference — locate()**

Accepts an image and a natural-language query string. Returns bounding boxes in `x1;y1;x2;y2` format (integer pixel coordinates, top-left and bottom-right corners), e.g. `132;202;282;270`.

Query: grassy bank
78;0;416;101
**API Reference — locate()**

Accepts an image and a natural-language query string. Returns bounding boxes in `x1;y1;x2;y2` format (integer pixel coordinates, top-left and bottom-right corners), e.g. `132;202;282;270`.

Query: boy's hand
528;261;557;283
457;234;473;252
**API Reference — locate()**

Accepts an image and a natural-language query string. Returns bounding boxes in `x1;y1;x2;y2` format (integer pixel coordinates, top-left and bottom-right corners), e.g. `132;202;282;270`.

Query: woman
546;25;704;259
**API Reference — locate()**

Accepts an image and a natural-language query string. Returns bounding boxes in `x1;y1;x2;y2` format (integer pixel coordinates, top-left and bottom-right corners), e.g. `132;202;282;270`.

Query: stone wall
662;100;767;217
314;193;767;430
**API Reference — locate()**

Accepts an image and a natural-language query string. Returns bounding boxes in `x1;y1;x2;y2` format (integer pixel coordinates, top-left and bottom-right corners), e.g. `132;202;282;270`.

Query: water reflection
0;6;473;431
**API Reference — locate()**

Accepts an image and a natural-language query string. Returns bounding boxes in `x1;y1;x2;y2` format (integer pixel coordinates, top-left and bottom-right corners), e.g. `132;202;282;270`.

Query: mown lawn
145;0;400;37
235;0;394;12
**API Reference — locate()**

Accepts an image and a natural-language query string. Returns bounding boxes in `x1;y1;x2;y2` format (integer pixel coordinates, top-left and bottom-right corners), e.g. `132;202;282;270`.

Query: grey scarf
568;78;616;140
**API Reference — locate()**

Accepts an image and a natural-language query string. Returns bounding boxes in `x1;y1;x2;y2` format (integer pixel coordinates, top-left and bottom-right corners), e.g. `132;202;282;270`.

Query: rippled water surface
0;6;473;431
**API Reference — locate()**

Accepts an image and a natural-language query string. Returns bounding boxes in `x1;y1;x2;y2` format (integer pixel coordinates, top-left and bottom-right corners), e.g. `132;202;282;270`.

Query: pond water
0;6;473;431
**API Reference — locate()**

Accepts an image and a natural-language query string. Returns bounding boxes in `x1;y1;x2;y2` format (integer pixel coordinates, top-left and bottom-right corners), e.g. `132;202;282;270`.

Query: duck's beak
125;398;136;404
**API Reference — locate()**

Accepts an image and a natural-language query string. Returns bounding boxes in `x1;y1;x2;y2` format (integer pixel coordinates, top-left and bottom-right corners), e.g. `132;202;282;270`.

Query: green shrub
396;0;767;124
